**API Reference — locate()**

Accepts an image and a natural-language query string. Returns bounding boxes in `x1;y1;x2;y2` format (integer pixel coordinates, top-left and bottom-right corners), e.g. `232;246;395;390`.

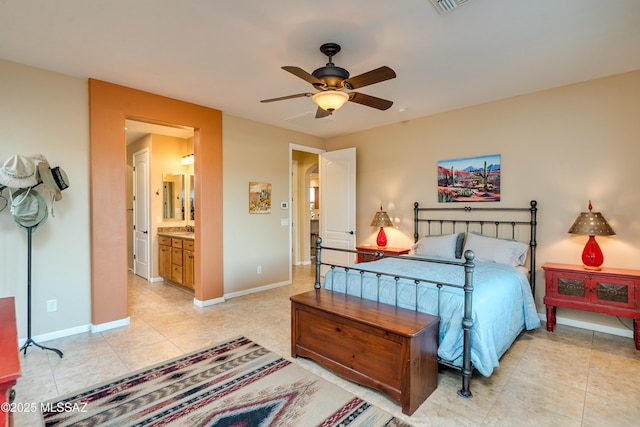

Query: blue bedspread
322;257;540;376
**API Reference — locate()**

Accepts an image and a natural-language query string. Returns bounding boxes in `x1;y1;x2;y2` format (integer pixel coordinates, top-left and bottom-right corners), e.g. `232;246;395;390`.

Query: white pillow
411;233;462;259
462;232;529;267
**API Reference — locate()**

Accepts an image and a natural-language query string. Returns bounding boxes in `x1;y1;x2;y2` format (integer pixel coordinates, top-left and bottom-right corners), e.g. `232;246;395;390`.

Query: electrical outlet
47;299;57;312
257;265;262;274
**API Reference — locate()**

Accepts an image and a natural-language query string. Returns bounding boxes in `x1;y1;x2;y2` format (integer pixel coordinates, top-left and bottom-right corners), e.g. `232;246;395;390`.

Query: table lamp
370;205;393;247
567;200;615;270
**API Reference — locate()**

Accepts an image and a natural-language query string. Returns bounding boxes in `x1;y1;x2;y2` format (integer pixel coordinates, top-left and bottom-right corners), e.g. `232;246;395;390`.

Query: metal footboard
313;237;476;398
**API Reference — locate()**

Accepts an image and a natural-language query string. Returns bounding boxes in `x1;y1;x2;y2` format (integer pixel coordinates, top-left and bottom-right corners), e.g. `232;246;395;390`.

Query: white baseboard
538;312;633;338
149;276;165;283
224;280;291;300
18;324;91;346
194;296;225;307
91;317;131;333
18;317;131;345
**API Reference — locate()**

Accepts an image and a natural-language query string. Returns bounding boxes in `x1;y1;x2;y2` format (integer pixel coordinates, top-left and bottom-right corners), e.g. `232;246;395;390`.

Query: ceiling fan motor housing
312;66;349;89
312;42;350;89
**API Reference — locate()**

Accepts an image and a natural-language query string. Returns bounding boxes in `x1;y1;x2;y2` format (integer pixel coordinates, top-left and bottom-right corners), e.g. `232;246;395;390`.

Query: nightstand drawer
547;269;636;309
592;277;635;308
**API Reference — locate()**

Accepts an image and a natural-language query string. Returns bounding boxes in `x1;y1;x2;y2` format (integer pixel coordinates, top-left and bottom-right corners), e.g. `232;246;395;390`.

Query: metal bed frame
313;200;538;398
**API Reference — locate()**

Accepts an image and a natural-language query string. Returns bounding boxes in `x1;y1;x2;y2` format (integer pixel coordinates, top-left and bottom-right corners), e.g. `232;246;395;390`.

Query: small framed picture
249;182;272;214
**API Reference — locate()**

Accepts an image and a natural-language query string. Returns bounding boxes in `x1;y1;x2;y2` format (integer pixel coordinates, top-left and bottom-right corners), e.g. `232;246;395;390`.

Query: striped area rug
42;336;411;426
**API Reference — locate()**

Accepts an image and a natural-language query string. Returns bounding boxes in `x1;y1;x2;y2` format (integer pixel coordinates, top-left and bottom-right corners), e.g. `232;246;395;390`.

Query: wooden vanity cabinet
171;238;184;285
183;240;195;289
158;234;195;290
158;236;172;279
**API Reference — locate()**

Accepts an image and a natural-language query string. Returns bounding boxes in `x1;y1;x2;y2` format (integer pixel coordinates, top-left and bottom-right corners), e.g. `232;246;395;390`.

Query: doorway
89;79;223;329
125;120;195;282
289;145;357;283
290;145;323;275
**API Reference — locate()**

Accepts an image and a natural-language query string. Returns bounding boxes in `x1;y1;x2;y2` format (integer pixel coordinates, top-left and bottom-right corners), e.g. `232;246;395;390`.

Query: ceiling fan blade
282;66;325;87
344;66;396;90
260;93;313;103
348;92;394;110
315;107;332;119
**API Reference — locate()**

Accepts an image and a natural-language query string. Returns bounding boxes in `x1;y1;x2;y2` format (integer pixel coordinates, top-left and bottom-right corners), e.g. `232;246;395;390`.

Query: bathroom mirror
188;173;195;221
163;173;185;220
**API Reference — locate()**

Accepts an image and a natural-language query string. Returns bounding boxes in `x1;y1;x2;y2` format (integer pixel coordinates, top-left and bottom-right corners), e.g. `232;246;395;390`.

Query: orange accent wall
89;79;223;326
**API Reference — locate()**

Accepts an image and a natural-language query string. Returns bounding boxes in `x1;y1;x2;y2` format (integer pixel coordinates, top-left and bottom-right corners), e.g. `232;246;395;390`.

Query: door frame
289;144;325;282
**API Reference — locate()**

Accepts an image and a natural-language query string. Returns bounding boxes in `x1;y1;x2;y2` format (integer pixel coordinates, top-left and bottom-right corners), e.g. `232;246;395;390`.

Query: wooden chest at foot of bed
290;289;439;416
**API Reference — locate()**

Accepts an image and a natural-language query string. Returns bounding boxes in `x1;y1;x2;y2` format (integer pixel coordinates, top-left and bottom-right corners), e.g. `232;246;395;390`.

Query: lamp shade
312;90;349;112
370;210;392;228
567;207;615;237
568;201;615;270
371;205;392;247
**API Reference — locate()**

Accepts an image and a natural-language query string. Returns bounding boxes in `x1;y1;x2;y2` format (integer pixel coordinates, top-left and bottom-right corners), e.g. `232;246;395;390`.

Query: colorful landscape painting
437;154;501;202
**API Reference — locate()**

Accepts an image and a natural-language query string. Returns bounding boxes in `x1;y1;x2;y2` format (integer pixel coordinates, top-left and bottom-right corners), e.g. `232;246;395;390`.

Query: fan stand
19;226;63;358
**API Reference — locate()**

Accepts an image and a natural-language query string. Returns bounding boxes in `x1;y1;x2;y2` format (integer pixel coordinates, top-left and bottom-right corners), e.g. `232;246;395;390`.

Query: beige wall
326;70;640;332
222;115;324;294
0;59;91;338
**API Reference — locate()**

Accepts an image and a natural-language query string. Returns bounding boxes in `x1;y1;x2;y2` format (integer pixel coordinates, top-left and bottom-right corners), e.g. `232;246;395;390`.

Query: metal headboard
413;200;538;294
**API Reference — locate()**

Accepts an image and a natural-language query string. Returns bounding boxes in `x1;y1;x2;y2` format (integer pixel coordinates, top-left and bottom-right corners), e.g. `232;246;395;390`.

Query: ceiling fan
260;43;396;119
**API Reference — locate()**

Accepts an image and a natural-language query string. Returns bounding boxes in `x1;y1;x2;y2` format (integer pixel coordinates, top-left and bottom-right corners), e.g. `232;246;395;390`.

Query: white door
320;147;357;270
133;149;150;279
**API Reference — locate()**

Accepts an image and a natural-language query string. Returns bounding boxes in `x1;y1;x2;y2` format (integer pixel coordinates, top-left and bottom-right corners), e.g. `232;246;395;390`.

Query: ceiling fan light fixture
312;90;349;112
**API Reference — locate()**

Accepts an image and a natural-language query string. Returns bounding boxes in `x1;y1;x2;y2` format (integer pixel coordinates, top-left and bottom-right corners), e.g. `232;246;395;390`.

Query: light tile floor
12;265;640;426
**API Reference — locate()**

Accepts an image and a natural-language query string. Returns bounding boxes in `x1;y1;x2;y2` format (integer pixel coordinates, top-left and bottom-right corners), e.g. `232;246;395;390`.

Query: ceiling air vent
429;0;472;14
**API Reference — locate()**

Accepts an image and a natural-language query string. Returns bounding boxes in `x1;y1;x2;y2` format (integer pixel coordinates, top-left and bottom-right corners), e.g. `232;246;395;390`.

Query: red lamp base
582;235;604;270
376;227;387;247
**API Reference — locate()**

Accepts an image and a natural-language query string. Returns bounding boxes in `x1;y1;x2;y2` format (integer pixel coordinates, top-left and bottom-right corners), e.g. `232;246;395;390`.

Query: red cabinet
542;263;640;350
355;245;410;263
0;297;21;427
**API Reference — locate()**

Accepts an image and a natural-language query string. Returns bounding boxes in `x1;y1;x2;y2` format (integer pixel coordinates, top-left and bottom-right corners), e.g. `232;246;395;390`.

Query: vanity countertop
158;231;195;240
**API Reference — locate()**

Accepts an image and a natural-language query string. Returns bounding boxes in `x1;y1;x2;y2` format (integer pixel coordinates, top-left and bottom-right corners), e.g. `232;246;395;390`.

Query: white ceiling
2;0;639;139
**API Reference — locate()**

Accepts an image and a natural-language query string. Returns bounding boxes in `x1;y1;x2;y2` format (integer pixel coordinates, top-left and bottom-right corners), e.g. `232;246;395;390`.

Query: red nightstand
542;262;640;350
356;245;410;263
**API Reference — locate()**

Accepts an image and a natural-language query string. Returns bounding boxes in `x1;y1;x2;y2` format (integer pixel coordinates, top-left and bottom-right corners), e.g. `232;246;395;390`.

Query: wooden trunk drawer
291;289;439;416
296;308;403;389
183;240;195;251
159;236;172;246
